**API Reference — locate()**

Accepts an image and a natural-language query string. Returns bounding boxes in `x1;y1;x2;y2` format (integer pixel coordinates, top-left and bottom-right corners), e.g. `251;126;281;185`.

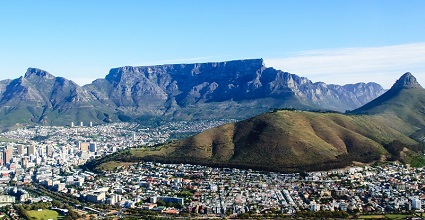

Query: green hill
351;72;425;128
86;73;425;172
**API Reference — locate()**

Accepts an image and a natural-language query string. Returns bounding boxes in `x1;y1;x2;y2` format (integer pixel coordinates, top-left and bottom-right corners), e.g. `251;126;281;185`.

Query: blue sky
0;1;424;88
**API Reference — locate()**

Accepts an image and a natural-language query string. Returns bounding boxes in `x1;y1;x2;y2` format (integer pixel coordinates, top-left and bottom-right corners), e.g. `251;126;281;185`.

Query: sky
0;1;424;88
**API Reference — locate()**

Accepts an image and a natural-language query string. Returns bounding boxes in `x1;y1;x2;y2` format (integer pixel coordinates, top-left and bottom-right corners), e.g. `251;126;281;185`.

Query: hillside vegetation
85;73;425;172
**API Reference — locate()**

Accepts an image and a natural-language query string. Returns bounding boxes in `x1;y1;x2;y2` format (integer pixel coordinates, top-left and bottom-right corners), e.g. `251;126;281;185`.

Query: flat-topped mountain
0;59;385;129
87;73;425;172
84;59;385;121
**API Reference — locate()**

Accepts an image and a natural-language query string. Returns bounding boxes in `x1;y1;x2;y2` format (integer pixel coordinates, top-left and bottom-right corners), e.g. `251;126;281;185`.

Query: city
1;1;424;219
0;122;424;219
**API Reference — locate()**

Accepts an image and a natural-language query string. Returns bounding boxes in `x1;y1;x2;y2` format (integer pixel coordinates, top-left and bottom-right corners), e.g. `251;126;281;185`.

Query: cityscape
1;1;425;219
0;122;424;219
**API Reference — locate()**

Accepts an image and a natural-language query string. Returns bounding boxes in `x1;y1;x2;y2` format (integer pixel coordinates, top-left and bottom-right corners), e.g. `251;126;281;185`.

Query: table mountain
84;59;385;121
0;59;385;129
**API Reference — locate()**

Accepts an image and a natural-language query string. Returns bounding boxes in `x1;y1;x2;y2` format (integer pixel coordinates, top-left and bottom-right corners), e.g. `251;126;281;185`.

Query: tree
237;212;250;219
174;203;183;209
156;200;166;206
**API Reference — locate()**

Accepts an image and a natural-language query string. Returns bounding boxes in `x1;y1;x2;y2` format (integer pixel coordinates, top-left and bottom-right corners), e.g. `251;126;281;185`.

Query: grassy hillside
86;109;424;173
351;88;425;129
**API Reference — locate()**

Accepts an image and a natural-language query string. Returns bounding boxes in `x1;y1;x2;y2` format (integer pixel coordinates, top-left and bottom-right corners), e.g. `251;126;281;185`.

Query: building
17;145;25;155
22;157;29;168
310;201;320;212
132;132;136;142
0;195;15;207
89;143;97;153
412;198;421;210
53;183;66;192
86;191;106;203
108;194;122;206
150;196;157;204
2;146;13;165
27;145;36;156
80;142;89;152
46;145;53;157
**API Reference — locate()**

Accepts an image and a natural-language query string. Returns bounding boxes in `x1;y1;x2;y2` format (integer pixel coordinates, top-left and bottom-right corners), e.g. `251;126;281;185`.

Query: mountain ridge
0;59;385;129
85;58;385;119
0;68;115;129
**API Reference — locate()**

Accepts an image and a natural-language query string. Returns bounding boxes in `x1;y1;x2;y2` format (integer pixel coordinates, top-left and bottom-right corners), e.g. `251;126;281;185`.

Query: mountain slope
0;68;115;129
351;72;425;128
88;73;425;172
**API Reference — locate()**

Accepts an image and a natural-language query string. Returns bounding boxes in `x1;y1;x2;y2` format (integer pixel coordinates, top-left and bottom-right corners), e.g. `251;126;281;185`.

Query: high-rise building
46;145;53;157
89;143;97;153
17;145;25;155
80;142;89;152
132;132;136;142
22;157;29;168
3;146;13;165
27;145;36;156
38;147;44;156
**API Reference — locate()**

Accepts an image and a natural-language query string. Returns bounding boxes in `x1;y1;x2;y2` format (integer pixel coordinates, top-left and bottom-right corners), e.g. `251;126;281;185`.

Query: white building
412;198;421;210
0;195;15;207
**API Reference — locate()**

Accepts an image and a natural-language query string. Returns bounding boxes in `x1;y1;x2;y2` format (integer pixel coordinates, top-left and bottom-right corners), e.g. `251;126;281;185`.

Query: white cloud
264;43;425;88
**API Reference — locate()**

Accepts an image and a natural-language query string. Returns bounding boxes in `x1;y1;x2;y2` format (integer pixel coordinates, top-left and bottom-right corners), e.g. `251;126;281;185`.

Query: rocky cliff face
85;59;385;119
0;59;386;129
391;72;422;90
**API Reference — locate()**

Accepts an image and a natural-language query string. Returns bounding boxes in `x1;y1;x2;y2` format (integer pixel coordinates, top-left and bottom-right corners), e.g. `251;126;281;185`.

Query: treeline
82;149;138;172
31;135;49;142
384;140;425;167
295;210;350;218
121;208;159;218
270;107;342;114
15;201;81;220
84;149;358;174
24;185;82;205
